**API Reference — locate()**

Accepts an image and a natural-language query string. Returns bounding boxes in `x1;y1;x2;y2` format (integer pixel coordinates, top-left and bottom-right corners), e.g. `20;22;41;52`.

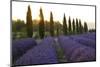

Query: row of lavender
58;32;96;62
12;32;96;66
12;37;58;66
69;32;96;49
12;38;37;64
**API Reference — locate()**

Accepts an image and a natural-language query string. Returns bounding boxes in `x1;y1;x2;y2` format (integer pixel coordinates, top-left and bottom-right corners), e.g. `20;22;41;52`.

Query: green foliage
12;19;25;32
39;8;45;39
72;19;76;34
26;5;33;37
50;12;54;36
89;29;96;32
13;6;90;39
56;27;59;36
55;21;63;36
76;18;79;34
79;19;83;34
45;21;50;32
32;20;63;38
56;22;60;36
63;14;68;35
68;16;72;34
32;20;39;31
84;22;88;32
12;19;27;39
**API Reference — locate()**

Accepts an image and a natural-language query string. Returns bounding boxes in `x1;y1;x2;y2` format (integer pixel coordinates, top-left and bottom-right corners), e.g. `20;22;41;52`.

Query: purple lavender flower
71;32;96;40
69;36;96;49
15;37;58;66
12;38;37;62
58;36;96;62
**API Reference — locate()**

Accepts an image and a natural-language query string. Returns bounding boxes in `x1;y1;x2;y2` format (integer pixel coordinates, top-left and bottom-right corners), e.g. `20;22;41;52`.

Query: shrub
71;36;96;48
15;37;58;66
12;38;37;64
58;36;96;62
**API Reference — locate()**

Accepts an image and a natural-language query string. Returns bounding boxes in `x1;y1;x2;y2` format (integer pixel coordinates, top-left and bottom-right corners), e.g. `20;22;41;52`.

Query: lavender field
12;1;96;66
12;32;96;66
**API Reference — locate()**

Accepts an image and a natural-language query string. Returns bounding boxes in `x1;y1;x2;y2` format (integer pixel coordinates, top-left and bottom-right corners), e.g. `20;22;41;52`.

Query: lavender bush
58;36;96;62
12;38;37;63
69;36;96;49
71;32;96;40
15;37;58;66
82;32;96;40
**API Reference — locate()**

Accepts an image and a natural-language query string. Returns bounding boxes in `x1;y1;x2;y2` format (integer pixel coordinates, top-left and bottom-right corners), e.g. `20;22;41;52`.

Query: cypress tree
79;19;83;34
72;19;75;34
76;18;79;34
84;22;88;32
26;5;33;37
68;16;72;34
39;7;45;39
50;12;54;36
63;14;68;35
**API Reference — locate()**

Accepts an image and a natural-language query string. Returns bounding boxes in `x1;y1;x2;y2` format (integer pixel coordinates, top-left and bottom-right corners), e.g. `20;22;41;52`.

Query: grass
53;38;67;63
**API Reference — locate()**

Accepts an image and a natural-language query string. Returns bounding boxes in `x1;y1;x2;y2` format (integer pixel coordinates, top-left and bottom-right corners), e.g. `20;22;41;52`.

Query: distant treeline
12;5;95;39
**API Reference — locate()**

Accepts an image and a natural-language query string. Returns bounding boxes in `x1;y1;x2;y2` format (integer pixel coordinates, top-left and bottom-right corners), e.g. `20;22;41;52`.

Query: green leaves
26;5;33;37
39;8;45;39
50;12;54;36
63;14;68;35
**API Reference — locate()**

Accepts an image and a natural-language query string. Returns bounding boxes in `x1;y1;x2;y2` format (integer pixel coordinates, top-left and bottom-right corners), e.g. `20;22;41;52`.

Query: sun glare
12;16;18;21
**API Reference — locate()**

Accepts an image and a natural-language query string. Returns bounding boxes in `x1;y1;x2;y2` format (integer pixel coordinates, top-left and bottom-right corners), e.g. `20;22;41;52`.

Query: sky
12;1;95;29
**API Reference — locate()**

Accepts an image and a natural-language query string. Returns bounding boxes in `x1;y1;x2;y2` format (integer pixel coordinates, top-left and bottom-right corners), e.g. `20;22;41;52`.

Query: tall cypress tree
72;19;75;34
76;18;79;34
84;22;88;32
26;5;33;37
50;12;54;36
79;19;83;34
63;13;68;35
39;7;45;39
68;16;72;34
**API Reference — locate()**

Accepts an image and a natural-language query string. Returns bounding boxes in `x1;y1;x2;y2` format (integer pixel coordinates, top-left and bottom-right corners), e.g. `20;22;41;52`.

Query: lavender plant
69;35;96;49
15;37;58;66
58;36;96;62
12;38;37;63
